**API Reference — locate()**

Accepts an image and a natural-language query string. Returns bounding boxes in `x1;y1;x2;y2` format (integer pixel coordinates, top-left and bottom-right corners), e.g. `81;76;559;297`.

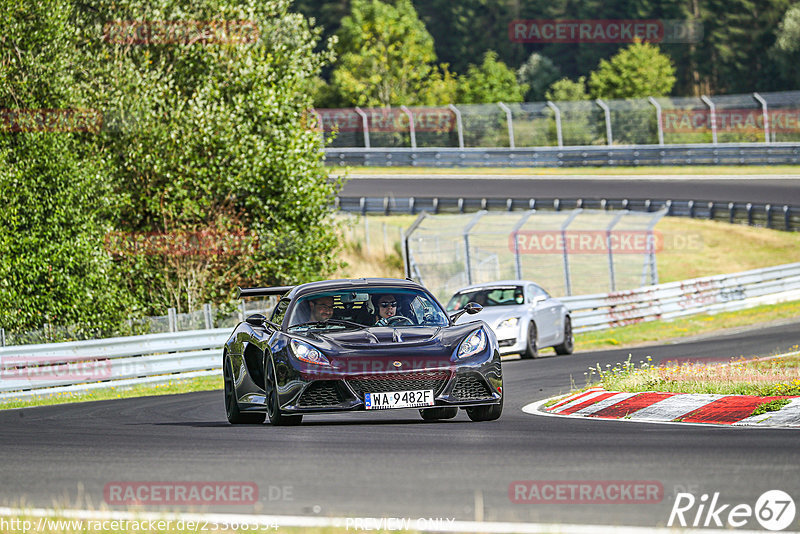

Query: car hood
454;305;528;327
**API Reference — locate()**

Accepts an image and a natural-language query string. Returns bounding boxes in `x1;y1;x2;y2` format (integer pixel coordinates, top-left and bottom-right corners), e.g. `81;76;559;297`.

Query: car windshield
287;287;449;331
446;286;525;312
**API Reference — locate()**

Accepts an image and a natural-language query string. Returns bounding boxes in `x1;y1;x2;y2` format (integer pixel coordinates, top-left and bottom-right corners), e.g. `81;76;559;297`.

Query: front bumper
279;351;503;414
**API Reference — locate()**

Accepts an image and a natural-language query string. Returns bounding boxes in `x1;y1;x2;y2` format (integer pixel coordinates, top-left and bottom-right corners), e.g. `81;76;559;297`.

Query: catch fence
403;209;666;301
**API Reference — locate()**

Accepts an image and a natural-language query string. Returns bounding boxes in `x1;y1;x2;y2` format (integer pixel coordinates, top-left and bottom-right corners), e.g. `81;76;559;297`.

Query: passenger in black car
373;294;398;326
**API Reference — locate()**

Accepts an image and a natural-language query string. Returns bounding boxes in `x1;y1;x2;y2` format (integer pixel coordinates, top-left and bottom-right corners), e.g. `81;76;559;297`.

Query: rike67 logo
668;490;796;531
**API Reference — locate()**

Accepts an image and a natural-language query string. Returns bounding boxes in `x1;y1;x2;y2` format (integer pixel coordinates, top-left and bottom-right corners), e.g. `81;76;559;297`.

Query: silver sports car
446;280;573;359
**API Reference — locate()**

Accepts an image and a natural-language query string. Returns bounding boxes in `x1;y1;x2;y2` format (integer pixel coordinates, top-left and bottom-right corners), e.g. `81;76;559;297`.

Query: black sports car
223;278;503;425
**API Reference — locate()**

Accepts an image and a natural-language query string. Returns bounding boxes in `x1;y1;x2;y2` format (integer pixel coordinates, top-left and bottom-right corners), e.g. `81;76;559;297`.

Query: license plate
364;389;435;410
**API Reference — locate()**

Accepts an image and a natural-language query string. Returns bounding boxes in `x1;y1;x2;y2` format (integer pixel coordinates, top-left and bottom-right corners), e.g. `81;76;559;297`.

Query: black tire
265;358;303;426
521;321;538;359
554;316;574;355
419;407;458;421
223;356;266;424
466;395;503;422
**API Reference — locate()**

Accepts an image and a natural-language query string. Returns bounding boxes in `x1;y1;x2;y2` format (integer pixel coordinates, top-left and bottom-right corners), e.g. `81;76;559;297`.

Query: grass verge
583;352;800;396
573;300;800;352
335;165;800;176
0;375;222;411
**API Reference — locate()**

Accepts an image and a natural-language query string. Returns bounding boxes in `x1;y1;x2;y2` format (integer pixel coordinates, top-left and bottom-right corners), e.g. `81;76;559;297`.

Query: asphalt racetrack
2;319;799;529
338;175;800;205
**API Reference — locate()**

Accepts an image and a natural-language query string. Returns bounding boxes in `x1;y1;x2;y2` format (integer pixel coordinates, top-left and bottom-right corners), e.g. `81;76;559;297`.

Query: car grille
297;381;345;407
347;371;450;400
451;375;494;400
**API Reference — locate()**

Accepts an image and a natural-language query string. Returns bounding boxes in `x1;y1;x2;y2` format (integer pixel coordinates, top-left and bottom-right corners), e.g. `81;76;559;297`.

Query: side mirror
464;302;483;315
450;301;483;322
246;314;266;326
531;295;547;306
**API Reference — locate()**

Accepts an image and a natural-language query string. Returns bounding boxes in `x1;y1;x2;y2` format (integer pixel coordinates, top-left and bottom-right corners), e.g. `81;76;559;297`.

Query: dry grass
588;351;800;396
656;217;800;282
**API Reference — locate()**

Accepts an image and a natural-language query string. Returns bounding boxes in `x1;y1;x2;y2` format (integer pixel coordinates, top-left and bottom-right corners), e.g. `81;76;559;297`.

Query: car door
528;284;560;344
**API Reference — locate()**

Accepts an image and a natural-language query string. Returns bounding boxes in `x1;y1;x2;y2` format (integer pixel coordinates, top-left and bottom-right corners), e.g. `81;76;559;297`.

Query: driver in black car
373;294;398;326
308;295;334;322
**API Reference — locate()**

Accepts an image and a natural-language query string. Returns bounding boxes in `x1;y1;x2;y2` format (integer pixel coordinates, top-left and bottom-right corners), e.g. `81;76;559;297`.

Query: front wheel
466;395;503;422
265;358;303;426
419;407;458;421
224;356;266;424
553;316;574;355
521;321;538;359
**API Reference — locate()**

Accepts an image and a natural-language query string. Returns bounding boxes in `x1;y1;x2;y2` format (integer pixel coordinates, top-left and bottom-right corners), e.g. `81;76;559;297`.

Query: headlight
290;339;330;366
497;317;519;329
457;328;487;359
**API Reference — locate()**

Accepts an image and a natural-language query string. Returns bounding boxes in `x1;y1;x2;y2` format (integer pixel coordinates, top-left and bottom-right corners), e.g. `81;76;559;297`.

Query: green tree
517;53;561;102
0;0;136;334
457;51;528;104
74;0;343;313
330;0;456;106
588;41;676;99
545;77;589;102
771;2;800;88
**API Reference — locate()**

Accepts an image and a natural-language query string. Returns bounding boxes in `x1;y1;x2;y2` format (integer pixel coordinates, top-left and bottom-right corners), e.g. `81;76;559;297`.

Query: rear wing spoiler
237;286;294;298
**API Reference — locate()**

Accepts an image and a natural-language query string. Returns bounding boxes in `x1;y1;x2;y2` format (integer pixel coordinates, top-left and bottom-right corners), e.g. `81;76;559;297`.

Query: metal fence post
785;205;792;231
701;95;718;145
648;96;665;146
498;102;515;149
203;303;213;330
463;211;487;286
560;209;582;296
605;211;627;292
403;212;428;279
0;327;5;347
354;107;370;149
168;308;177;332
511;210;535;279
546;101;563;148
596;98;613;146
753;92;770;144
400;105;417;150
448;104;465;149
238;301;246;323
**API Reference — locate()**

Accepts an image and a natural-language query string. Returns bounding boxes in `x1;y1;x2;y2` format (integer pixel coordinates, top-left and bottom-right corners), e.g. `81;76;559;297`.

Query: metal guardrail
325;143;800;167
0;329;230;400
337;196;799;232
561;262;800;333
1;263;799;400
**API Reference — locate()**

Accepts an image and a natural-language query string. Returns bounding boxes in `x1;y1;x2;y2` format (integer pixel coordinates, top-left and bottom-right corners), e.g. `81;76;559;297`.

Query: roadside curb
525;388;800;428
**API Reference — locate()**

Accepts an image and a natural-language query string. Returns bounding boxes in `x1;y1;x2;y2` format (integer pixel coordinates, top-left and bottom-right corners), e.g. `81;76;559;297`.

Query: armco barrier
0;329;229;400
561;262;800;332
325;143;800;167
336;197;799;232
1;262;799;400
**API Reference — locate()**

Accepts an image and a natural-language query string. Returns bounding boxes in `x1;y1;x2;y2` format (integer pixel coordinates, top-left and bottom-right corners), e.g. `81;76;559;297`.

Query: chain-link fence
314;90;800;148
0;297;278;347
404;209;665;301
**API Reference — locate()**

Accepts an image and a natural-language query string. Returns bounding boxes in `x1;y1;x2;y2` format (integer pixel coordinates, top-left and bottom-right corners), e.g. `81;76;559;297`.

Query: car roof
286;278;427;300
453;280;535;294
